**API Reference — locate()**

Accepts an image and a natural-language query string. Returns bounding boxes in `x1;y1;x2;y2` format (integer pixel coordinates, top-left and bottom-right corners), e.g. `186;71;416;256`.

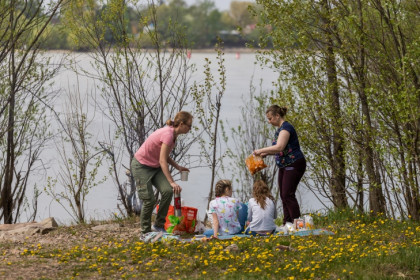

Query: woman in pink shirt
131;111;192;235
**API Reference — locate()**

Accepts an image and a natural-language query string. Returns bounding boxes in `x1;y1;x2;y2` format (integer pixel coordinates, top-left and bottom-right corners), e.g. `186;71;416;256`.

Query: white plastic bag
195;220;206;234
285;222;295;232
206;209;213;225
275;225;289;234
303;214;314;229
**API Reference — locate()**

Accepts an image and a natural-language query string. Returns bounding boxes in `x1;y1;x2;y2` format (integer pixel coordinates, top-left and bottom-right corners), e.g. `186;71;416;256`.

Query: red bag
156;205;198;234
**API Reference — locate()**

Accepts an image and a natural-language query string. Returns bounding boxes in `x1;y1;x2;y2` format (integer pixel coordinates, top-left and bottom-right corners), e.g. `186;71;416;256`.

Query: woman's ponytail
166;119;175;126
167;111;193;127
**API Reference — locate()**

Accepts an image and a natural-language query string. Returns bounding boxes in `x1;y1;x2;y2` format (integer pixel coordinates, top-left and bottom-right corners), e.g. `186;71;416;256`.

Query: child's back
209;196;242;235
247;197;277;232
246;180;277;235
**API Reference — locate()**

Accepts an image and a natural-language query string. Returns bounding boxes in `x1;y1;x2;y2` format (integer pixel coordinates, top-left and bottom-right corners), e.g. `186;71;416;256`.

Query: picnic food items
294;218;305;230
245;154;268;175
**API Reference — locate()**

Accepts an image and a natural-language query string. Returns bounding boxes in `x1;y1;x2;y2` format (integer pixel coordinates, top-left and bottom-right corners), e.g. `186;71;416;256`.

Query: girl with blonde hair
204;180;246;238
131;111;193;236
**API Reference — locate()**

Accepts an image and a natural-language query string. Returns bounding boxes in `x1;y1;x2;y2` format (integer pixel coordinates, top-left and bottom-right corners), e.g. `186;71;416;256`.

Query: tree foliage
0;0;64;224
15;0;262;50
253;0;419;219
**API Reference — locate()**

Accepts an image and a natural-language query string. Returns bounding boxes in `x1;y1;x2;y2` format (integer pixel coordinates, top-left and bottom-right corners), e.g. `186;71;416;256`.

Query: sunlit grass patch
3;210;419;279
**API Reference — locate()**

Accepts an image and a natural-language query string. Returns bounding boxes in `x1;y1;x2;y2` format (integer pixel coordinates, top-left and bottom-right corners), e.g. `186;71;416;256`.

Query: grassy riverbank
1;210;419;279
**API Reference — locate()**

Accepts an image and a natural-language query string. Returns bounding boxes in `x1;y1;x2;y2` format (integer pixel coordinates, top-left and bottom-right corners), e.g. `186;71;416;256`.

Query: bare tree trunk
205;97;221;220
356;0;386;215
322;0;348;209
326;44;348;209
381;169;394;218
356;154;364;213
1;6;16;223
196;44;226;224
408;159;420;221
2;71;15;224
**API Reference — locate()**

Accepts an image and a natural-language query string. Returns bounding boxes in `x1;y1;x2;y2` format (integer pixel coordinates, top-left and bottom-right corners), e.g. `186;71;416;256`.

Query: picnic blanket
278;228;335;236
141;228;334;243
214;228;335;240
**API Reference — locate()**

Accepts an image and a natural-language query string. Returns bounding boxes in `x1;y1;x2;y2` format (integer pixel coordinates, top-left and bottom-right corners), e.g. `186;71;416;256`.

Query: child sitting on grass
246;180;277;236
204;180;247;238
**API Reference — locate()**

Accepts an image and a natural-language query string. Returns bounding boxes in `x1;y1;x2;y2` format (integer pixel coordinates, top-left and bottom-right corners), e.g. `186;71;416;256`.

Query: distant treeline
40;0;264;51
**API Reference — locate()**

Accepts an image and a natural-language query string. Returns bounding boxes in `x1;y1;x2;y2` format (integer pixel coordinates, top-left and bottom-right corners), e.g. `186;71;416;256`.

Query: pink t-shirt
134;126;175;168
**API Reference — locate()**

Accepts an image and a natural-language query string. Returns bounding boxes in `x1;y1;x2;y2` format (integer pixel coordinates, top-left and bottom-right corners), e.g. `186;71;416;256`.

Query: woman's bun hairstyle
266;105;288;118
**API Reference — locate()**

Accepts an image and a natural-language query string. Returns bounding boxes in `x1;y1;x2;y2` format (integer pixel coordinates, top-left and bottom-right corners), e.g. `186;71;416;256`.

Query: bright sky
183;0;255;12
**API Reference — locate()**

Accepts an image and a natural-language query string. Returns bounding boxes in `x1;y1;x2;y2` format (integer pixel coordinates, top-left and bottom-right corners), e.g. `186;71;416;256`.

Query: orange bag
157;205;198;234
245;154;267;175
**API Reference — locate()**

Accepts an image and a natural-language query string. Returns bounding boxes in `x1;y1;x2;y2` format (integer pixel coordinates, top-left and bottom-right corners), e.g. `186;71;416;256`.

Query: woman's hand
254;149;268;156
177;166;190;172
170;181;182;194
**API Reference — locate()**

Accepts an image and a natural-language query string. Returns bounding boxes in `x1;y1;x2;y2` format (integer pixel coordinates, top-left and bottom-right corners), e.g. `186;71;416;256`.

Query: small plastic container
303;215;314;229
181;171;189;181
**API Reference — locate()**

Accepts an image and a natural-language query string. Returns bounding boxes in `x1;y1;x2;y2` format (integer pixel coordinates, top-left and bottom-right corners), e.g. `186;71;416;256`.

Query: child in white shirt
246;180;277;235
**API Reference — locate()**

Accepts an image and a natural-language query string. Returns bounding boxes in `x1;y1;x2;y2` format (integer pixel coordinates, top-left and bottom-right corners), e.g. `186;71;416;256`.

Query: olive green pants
131;157;173;233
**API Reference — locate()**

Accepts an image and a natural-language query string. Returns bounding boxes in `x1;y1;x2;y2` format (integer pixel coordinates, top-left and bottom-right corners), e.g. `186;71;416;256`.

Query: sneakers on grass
139;233;148;242
139;232;164;243
151;224;167;233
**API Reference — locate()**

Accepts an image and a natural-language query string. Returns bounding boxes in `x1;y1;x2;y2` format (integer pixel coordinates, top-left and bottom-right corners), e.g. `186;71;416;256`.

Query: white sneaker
152;224;167;233
139;233;149;242
139;232;163;243
150;232;164;243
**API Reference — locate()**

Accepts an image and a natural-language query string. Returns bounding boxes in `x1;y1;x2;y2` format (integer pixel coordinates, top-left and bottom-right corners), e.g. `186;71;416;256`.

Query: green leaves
255;0;420;218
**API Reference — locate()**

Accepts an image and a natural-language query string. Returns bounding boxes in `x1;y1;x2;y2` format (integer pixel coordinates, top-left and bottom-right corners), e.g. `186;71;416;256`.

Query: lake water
31;51;330;225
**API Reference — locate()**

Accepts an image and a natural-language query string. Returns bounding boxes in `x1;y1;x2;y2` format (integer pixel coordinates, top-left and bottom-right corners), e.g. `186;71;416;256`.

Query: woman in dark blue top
254;105;306;225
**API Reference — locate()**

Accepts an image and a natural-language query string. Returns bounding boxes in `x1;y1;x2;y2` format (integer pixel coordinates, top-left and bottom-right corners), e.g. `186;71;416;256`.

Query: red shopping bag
156;205;198;234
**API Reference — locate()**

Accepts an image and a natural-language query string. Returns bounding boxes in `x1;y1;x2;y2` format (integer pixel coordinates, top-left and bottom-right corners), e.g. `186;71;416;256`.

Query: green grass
1;210;419;279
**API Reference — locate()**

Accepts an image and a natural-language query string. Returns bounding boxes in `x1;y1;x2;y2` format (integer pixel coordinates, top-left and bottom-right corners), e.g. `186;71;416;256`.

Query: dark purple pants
278;157;306;224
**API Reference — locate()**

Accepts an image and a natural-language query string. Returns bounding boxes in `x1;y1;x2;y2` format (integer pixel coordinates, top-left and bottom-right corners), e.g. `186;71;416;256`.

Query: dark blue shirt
272;121;304;168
